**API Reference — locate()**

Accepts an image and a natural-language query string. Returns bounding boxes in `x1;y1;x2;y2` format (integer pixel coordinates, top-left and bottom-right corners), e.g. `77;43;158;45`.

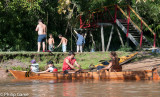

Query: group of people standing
35;19;85;53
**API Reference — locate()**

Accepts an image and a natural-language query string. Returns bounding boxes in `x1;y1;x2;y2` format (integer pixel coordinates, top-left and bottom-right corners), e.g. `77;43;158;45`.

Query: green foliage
0;52;130;71
0;0;160;51
11;66;24;71
118;43;133;52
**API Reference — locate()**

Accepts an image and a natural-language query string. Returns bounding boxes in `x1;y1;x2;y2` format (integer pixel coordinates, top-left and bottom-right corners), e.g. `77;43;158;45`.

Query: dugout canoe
9;68;160;80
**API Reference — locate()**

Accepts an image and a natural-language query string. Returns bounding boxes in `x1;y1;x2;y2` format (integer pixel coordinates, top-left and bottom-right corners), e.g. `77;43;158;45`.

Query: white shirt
31;63;39;72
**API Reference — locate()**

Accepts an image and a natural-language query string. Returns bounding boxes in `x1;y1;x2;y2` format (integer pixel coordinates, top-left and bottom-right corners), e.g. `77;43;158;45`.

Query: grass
0;51;154;71
34;52;131;71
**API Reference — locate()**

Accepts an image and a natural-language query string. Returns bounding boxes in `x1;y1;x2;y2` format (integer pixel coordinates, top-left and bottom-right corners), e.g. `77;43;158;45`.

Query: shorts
49;44;54;51
62;44;67;52
38;35;46;42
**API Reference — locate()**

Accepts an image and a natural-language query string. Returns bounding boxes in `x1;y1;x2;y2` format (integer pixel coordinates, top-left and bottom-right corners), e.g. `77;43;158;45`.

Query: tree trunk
90;31;96;51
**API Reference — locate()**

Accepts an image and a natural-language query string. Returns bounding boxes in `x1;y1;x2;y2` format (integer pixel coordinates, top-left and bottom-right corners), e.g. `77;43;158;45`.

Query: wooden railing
117;5;142;33
116;5;156;47
128;5;155;36
80;4;156;47
128;5;156;47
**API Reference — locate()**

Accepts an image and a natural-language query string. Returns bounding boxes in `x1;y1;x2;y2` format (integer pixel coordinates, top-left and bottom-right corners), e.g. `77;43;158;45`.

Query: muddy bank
0;59;28;69
123;57;160;71
0;52;67;64
0;68;13;81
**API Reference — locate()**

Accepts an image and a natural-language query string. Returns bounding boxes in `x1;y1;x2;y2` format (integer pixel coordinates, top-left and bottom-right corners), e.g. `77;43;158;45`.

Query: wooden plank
100;25;105;52
116;27;124;47
106;25;114;51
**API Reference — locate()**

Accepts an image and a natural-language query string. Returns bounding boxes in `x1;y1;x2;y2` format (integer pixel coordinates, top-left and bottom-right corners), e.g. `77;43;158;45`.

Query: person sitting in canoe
62;51;81;71
30;59;39;72
102;51;122;72
45;61;58;72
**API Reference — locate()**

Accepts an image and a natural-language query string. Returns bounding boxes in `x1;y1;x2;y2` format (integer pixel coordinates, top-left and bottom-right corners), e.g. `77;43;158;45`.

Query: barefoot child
48;34;55;52
57;34;68;52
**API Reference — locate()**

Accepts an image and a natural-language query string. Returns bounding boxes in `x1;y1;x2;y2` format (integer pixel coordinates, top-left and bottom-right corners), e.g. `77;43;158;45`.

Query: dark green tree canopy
0;0;159;51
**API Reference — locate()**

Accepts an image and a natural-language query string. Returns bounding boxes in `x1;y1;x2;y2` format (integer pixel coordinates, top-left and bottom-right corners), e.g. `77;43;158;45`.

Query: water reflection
0;79;160;97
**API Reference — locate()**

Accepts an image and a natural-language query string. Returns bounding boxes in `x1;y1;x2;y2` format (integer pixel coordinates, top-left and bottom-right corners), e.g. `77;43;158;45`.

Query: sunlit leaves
57;0;71;14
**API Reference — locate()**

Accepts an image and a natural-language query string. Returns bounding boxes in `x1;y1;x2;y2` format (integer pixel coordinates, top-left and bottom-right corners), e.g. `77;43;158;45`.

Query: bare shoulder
37;24;40;27
42;24;46;27
64;37;67;40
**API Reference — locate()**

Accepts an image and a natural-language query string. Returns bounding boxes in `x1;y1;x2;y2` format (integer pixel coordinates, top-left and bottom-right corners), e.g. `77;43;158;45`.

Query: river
0;79;160;97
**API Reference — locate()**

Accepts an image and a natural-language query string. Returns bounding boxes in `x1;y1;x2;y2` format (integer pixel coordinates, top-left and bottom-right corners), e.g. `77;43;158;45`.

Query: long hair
110;51;118;58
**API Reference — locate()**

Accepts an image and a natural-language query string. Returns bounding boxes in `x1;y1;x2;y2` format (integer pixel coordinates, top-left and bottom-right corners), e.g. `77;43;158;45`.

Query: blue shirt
76;34;85;45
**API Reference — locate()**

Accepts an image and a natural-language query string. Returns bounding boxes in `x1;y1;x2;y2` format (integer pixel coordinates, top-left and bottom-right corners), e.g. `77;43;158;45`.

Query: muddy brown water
0;79;160;97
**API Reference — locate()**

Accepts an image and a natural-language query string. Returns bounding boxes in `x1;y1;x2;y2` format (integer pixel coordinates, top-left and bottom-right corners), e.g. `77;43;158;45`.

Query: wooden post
140;20;143;48
90;31;96;51
71;27;72;51
101;25;105;52
116;27;124;47
154;34;156;47
127;6;130;46
114;5;117;23
98;23;113;52
106;25;114;51
80;15;83;28
46;12;48;51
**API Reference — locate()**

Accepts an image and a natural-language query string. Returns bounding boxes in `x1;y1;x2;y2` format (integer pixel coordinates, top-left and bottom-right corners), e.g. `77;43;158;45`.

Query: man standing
74;30;85;53
57;34;68;52
62;51;81;71
35;19;47;52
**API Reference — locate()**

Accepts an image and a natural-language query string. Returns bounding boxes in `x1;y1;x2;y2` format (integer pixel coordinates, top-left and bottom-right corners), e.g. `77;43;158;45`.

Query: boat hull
9;69;160;80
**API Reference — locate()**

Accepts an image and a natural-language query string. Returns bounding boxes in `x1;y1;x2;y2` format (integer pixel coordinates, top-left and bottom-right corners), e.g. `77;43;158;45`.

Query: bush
118;43;132;52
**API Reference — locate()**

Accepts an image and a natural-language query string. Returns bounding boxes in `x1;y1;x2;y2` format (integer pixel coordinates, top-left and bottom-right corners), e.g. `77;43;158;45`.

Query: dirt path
123;57;160;71
0;68;8;80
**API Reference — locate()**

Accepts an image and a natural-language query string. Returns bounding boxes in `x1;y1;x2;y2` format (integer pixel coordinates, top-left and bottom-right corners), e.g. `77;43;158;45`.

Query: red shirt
62;56;76;71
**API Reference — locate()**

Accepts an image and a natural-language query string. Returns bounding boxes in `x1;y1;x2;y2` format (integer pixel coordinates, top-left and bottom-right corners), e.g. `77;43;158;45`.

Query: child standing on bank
48;34;55;52
57;34;68;52
74;30;85;53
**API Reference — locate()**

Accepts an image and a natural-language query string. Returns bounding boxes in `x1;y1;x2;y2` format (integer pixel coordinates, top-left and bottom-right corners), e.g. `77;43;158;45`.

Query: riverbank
0;52;160;80
0;51;159;77
0;51;131;71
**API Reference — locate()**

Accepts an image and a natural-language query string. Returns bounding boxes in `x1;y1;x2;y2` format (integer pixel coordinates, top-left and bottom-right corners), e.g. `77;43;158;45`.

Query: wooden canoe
9;68;160;80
